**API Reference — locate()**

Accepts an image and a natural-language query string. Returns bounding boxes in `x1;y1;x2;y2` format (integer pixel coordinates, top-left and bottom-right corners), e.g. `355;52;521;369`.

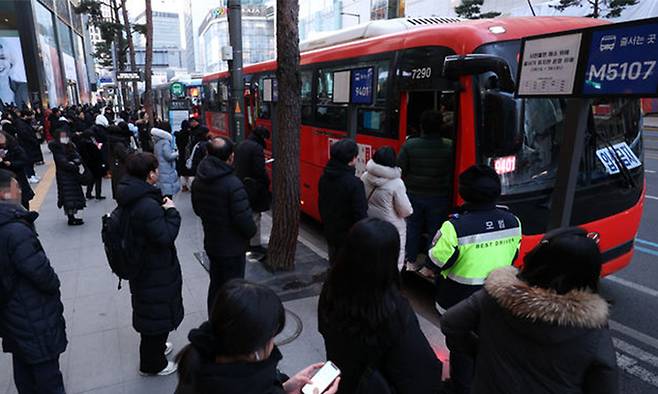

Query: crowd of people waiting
0;104;619;394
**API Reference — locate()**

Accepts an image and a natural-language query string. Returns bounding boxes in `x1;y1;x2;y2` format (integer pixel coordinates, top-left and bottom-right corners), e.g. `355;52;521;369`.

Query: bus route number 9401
411;67;432;80
588;61;656;82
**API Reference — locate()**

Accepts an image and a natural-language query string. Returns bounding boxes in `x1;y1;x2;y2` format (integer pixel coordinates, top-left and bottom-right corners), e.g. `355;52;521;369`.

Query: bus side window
206;81;219;111
316;68;348;131
357;61;391;137
301;70;313;124
257;75;272;120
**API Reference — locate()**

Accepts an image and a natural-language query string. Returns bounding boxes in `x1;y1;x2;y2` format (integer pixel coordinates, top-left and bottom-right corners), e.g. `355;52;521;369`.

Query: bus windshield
475;41;643;196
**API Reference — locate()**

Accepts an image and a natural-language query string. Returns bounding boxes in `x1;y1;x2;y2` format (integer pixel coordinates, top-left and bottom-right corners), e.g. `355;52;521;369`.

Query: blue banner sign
584;23;658;95
350;67;374;105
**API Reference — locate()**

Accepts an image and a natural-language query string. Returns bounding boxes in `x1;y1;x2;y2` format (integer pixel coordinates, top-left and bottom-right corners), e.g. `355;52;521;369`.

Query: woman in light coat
361;146;413;270
151;123;181;198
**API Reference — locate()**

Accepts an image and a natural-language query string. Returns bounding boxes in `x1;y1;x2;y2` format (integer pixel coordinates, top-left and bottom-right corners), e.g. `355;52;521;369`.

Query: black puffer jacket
234;134;270;212
14;118;43;164
192;156;256;257
441;266;618;394
319;289;443;394
73;132;106;179
116;176;184;335
175;127;193;177
175;322;287;394
318;159;368;246
108;127;134;198
0;132;34;207
48;141;86;211
0;203;67;363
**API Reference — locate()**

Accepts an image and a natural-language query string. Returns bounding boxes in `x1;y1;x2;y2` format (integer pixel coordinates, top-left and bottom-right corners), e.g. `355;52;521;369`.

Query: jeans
86;177;103;198
207;254;246;315
12;355;65;394
450;351;474;394
405;194;449;262
139;333;169;374
250;212;262;247
25;164;36;178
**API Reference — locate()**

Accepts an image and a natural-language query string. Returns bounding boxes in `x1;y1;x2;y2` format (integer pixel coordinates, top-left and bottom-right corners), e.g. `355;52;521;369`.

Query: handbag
77;164;94;186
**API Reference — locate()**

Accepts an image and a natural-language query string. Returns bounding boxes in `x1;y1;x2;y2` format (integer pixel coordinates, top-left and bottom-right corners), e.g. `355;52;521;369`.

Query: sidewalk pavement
0;149;448;394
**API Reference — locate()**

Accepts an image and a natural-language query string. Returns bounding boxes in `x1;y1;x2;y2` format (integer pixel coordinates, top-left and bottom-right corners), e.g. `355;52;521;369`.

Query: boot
67;215;84;226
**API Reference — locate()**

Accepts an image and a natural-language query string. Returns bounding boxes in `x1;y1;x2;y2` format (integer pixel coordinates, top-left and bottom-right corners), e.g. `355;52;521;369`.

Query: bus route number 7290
411;67;432;80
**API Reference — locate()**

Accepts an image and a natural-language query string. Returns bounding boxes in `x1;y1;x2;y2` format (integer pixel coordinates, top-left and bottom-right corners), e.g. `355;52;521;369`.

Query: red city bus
202;17;645;275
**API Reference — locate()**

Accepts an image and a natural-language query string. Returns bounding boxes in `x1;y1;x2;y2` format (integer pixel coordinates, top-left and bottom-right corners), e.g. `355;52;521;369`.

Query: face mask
0;148;7;158
60;137;70;144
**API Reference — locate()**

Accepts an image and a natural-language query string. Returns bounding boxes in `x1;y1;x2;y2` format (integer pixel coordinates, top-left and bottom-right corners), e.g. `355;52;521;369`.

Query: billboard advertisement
75;35;90;103
0;30;28;108
34;0;65;107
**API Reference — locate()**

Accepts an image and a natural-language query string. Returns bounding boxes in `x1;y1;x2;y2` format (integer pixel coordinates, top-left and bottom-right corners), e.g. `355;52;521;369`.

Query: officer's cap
459;165;501;203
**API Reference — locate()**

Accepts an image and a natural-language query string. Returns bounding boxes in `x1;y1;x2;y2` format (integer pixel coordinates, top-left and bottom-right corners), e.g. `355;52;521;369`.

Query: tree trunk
111;0;127;111
267;0;301;271
121;0;139;110
144;0;154;130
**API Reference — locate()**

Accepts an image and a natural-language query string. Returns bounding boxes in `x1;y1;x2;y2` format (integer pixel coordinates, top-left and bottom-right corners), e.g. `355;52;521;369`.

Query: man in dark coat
73;130;106;200
318;138;368;264
175;120;193;191
191;137;256;315
234;125;271;258
107;124;134;199
13;112;43;183
0;131;35;209
0;170;67;393
48;130;86;225
187;118;210;176
116;152;184;376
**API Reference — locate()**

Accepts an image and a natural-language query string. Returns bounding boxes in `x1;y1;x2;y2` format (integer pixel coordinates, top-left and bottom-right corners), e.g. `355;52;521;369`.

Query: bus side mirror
481;91;523;157
443;54;515;93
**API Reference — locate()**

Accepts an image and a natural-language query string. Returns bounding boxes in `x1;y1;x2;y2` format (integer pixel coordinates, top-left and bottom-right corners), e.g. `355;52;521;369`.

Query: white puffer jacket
361;159;413;268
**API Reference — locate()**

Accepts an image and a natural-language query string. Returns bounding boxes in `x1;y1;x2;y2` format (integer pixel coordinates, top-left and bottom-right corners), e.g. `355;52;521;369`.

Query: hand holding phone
301;361;341;394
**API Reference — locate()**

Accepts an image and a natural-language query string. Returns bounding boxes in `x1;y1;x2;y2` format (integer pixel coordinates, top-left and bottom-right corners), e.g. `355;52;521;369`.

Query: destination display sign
350;67;374;105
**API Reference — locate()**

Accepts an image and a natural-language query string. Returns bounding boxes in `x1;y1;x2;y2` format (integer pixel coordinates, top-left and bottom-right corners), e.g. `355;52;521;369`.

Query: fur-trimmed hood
362;159;402;188
485;266;609;343
151;127;172;141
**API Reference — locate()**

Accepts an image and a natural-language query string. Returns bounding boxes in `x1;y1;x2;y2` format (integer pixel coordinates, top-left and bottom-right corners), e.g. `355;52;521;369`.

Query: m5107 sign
517;17;658;98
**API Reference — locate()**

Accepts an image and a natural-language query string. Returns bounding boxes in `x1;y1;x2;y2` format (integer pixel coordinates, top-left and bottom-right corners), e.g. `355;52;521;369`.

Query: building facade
198;2;275;74
0;0;94;108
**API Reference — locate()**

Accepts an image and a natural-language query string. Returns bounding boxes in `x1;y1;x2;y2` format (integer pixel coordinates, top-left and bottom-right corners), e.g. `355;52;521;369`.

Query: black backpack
101;206;142;288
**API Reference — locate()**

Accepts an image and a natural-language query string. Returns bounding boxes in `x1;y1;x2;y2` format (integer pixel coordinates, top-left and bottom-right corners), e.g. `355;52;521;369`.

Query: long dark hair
519;227;602;294
176;280;285;388
319;218;401;346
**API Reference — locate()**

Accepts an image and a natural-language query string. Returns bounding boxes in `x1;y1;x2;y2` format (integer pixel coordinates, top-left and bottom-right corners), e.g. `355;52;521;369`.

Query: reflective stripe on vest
430;218;522;284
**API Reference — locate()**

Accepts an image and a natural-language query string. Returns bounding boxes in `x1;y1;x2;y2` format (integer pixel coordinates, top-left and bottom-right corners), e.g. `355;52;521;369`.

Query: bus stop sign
584;25;658;95
515;17;658;229
517;17;658;98
170;82;186;97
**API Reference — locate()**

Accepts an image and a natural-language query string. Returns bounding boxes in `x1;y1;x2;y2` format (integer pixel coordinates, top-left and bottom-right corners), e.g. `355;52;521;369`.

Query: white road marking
616;353;658;387
646;195;658;200
606;275;658;297
615;338;658;369
610;320;658;352
646;170;657;174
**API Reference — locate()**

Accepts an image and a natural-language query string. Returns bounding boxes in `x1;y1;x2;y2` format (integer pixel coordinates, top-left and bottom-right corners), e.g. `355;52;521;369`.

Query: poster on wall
0;31;28;108
75;35;90;103
34;1;65;107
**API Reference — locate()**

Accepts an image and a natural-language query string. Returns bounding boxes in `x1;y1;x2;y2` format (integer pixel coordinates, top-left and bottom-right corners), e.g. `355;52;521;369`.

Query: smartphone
302;361;341;394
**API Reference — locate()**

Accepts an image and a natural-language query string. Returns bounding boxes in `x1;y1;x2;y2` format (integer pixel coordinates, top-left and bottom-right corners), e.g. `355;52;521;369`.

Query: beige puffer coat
361;159;413;269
